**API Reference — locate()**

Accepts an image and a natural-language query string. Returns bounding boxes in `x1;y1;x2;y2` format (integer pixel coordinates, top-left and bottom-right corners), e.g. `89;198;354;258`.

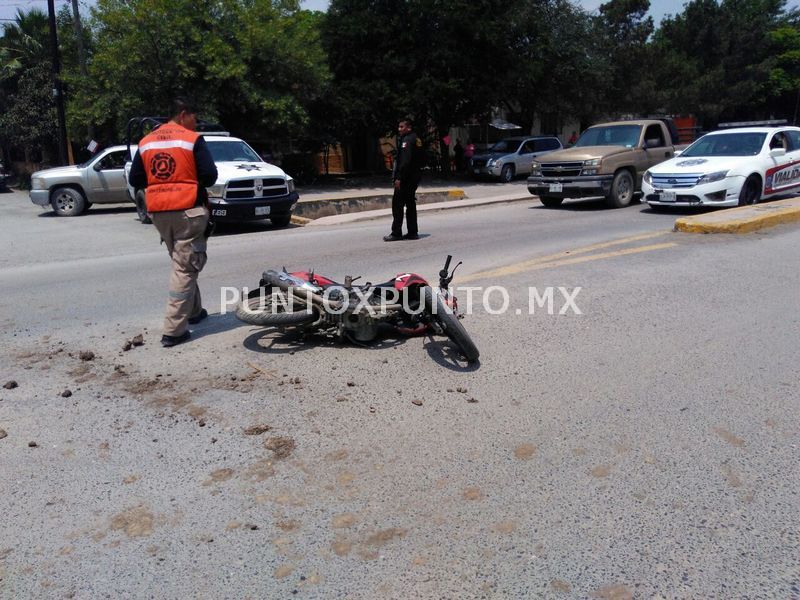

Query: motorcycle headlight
643;170;652;185
286;177;295;193
207;183;224;198
32;177;46;190
697;170;729;185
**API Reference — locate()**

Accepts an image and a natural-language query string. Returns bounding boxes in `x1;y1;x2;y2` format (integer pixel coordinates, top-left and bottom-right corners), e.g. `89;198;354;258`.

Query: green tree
323;0;512;171
593;0;655;116
500;0;602;132
69;0;328;144
650;0;793;126
0;9;59;162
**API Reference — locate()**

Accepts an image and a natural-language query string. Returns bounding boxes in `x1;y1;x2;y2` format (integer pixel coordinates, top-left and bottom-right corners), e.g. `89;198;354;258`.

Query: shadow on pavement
423;335;481;371
187;312;249;342
241;326;405;355
639;205;713;216
211;221;301;237
529;197;618;212
35;205;138;218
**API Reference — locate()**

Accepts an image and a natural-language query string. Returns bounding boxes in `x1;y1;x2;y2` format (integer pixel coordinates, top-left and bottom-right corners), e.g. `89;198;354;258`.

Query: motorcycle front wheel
422;286;480;363
235;287;318;326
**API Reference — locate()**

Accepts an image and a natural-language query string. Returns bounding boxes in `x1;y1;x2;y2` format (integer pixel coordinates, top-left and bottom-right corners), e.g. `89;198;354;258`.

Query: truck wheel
605;170;634;208
500;164;515;183
135;190;151;224
50;187;86;217
539;196;563;208
270;214;291;227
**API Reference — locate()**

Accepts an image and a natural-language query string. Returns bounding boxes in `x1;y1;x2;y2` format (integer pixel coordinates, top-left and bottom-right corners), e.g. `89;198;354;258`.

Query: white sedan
642;126;800;208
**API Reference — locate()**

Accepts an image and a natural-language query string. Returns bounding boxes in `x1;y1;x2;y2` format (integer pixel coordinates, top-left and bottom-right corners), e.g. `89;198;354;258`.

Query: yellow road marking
461;231;674;282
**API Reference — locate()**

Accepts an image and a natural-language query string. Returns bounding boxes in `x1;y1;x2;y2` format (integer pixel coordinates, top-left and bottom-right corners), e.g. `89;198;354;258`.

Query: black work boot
161;331;191;347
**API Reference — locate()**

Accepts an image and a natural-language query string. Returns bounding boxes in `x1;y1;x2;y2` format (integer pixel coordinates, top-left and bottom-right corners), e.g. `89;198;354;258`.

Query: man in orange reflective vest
129;98;218;347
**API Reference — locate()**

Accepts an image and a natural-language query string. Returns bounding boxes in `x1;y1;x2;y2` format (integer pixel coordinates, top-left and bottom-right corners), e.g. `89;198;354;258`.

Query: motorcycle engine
343;312;378;342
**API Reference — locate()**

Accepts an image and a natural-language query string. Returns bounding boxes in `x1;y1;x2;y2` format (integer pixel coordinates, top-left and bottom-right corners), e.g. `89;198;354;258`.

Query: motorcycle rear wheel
235;287;317;326
422;286;480;363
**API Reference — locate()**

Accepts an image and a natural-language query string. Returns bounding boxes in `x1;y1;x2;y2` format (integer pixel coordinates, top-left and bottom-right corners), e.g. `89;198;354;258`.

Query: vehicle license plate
255;206;271;216
659;191;676;202
211;209;226;217
474;168;480;175
548;183;563;192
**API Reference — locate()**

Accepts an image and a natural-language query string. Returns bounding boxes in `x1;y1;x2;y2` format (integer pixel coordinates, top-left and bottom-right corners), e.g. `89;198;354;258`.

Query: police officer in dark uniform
384;118;422;241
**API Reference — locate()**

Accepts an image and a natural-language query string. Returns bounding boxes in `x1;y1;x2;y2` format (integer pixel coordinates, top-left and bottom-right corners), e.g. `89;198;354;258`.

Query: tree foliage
65;0;329;144
323;0;510;142
651;0;795;125
0;10;59;158
4;0;800;170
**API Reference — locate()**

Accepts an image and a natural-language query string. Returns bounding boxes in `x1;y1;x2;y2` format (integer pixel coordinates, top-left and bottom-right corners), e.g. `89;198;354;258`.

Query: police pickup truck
125;118;298;226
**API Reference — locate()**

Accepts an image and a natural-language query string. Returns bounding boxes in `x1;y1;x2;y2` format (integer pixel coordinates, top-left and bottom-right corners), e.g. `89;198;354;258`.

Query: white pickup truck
125;123;298;227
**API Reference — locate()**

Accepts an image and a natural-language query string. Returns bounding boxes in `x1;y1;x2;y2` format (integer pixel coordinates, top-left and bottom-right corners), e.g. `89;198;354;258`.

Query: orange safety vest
139;122;200;212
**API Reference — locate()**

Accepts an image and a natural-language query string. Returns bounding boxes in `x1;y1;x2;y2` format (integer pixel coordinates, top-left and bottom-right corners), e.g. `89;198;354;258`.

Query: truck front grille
541;162;583;177
651;173;702;189
225;178;288;200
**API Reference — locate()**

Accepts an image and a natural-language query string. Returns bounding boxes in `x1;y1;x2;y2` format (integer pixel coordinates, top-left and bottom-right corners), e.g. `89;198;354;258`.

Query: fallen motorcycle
235;255;479;362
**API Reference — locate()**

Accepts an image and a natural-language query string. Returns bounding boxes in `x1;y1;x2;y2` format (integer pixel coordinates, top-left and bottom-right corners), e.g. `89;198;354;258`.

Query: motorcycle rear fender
393;273;428;290
289;271;337;287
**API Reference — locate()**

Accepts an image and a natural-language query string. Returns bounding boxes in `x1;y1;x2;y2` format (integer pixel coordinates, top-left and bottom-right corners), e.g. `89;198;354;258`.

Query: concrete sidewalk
304;190;533;226
292;177;532;224
674;197;800;233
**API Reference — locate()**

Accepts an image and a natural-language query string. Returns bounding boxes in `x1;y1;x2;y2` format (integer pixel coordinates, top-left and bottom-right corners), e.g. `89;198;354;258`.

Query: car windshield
206;141;262;162
574;125;642;148
680;132;766;157
489;140;522;153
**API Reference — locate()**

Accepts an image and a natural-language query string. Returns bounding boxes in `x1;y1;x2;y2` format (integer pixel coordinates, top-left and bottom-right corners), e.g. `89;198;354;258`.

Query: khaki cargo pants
151;206;209;336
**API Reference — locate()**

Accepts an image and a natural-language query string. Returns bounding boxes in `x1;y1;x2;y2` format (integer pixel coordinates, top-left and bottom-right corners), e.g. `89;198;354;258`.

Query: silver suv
470;136;563;182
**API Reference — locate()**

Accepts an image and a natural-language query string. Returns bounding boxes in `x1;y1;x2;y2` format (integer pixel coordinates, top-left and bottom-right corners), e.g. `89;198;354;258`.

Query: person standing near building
129;97;218;347
384;118;422;241
464;138;475;170
453;139;465;172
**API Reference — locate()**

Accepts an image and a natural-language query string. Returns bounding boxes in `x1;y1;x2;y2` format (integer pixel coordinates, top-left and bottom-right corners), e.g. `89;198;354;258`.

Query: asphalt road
1;187;798;598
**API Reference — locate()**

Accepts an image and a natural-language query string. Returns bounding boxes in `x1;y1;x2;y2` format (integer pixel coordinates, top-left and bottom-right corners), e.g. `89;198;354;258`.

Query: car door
643;123;673;169
88;149;129;203
516;140;537;174
764;130;800;198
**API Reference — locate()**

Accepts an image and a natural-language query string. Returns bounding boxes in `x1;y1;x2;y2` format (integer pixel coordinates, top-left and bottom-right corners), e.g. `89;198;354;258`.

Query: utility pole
70;0;93;140
47;0;69;165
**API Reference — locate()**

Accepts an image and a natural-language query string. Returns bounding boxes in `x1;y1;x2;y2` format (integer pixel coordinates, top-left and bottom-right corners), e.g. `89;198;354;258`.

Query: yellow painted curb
290;215;312;226
674;200;800;234
447;189;466;199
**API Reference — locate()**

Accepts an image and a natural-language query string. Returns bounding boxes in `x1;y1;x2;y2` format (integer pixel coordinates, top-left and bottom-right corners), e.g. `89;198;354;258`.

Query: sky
0;0;797;26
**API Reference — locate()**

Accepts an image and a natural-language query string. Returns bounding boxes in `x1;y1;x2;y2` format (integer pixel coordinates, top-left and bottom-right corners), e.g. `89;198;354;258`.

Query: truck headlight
582;159;600;176
286;177;295;193
697;170;729;185
207;184;224;198
32;178;46;190
486;159;495;167
531;161;541;176
643;170;652;185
